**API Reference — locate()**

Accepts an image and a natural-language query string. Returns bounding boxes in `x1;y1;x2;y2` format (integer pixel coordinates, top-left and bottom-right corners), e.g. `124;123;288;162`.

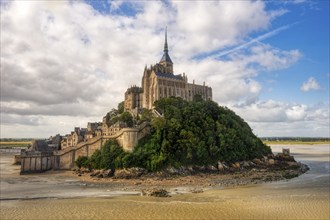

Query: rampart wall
20;123;150;173
20;151;53;174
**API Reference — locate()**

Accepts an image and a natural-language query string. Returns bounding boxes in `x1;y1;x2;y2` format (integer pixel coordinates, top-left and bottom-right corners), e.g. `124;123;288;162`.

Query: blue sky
1;0;329;138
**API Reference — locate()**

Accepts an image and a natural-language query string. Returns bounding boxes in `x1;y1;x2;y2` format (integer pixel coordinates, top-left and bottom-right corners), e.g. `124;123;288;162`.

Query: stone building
60;127;86;149
124;86;143;110
101;116;127;136
124;29;212;111
87;122;102;132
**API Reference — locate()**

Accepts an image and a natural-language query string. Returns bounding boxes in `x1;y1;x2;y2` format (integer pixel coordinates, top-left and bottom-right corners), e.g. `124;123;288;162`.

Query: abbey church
124;29;212;111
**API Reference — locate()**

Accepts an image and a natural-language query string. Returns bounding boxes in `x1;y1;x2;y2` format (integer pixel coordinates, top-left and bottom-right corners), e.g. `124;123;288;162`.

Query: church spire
160;27;173;66
164;26;168;53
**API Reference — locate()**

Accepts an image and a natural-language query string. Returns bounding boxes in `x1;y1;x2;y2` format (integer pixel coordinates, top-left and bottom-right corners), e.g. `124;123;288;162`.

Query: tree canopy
79;97;271;171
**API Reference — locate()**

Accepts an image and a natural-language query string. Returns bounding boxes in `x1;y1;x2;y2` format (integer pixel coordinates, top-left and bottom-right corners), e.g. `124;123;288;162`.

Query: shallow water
1;144;329;219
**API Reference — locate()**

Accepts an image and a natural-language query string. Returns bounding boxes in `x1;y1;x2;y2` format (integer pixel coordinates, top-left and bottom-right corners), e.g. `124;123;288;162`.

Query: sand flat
1;144;329;219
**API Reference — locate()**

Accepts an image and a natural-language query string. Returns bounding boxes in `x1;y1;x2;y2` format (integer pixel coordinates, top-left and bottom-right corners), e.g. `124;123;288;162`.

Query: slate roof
160;52;173;64
155;72;183;80
30;140;53;152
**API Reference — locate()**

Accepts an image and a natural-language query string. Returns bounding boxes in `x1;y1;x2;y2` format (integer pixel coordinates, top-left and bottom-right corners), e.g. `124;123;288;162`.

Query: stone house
60;127;86;149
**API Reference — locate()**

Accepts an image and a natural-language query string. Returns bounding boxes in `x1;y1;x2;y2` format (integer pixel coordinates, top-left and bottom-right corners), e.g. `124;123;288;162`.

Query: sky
1;0;329;138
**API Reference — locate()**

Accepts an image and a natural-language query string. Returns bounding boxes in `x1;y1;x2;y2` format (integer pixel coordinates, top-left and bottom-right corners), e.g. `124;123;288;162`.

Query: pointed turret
159;27;173;74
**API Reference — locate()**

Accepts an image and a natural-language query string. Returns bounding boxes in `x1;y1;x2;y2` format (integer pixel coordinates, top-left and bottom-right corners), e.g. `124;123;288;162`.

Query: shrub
75;156;89;169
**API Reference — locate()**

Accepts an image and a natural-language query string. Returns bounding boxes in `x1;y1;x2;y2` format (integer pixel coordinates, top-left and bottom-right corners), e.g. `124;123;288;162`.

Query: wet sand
1;144;329;219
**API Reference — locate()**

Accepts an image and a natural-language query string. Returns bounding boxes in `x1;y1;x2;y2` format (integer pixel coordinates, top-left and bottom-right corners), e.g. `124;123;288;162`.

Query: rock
187;165;194;172
217;161;224;170
231;162;240;169
141;188;170;197
262;156;268;162
80;167;89;173
191;188;204;193
275;153;295;162
268;153;275;159
242;161;250;168
248;161;256;166
196;166;206;171
166;167;179;174
268;159;275;165
287;161;299;167
102;169;114;177
252;158;262;164
222;162;229;170
207;165;218;171
91;170;100;177
166;166;189;175
114;167;146;179
90;169;113;178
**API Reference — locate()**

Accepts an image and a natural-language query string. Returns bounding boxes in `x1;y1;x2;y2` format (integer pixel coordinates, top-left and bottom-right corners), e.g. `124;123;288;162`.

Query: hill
76;97;271;171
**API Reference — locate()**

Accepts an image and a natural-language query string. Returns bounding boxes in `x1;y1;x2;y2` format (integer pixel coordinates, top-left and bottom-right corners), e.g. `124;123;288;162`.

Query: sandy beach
1;144;329;219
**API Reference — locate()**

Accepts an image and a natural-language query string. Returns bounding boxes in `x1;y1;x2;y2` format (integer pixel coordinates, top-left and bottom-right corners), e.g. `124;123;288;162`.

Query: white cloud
1;0;321;138
300;77;321;92
285;105;307;121
171;0;281;56
231;101;329;137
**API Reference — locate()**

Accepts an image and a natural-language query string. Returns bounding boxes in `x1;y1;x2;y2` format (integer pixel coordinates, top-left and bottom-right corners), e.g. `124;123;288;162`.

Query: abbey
124;29;212;111
18;30;213;173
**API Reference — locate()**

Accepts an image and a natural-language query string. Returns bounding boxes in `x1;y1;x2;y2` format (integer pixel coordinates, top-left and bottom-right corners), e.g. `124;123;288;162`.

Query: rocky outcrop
141;188;170;197
113;167;146;179
90;169;114;178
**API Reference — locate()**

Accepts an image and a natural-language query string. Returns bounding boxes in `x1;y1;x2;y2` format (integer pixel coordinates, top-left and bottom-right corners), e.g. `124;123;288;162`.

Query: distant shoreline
263;140;329;145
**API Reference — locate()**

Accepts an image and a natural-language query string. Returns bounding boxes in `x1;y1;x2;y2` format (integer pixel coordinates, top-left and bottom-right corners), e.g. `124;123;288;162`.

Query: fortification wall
20;123;151;173
52;123;150;170
20;152;53;174
117;128;138;152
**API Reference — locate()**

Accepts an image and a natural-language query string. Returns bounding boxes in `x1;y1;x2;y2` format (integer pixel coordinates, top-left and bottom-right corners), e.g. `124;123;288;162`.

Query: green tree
78;97;271;172
75;156;89;168
120;112;133;127
118;101;124;114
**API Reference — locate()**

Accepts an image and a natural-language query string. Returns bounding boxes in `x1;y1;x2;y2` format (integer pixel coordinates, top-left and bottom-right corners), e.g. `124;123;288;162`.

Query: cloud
231;101;329;137
171;0;282;56
0;113;100;138
210;22;294;59
0;0;317;138
231;100;326;123
300;77;321;92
